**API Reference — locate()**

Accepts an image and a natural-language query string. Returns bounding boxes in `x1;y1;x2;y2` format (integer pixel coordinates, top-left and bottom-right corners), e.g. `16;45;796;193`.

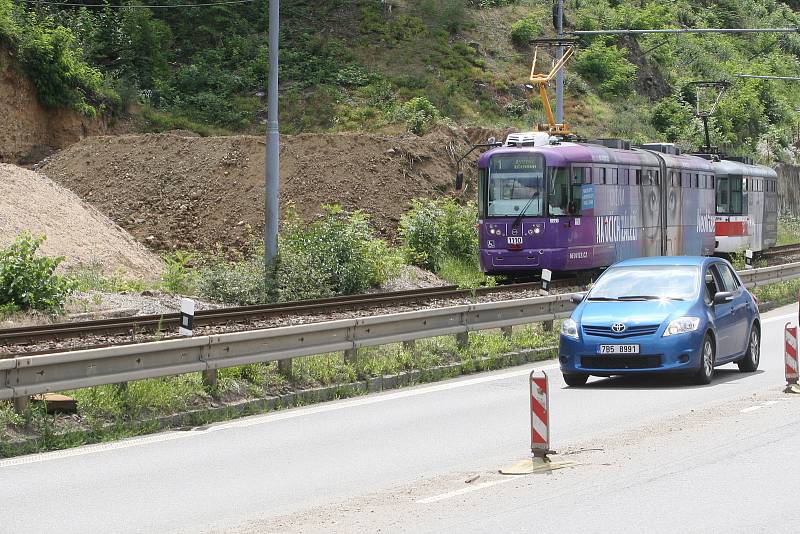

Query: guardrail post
455;332;469;348
14;396;29;414
202;369;218;389
344;348;358;365
501;326;513;339
278;358;292;377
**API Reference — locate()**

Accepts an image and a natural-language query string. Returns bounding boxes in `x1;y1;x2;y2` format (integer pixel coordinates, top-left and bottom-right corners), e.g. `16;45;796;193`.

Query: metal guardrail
2;261;799;403
0;294;574;401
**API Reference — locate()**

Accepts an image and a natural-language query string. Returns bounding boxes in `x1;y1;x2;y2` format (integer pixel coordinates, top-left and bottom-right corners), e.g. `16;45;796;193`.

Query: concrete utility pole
555;0;564;124
265;0;280;276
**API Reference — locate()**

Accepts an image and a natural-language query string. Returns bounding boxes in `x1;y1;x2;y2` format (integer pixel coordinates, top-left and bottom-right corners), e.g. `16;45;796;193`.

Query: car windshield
487;155;545;217
587;265;700;301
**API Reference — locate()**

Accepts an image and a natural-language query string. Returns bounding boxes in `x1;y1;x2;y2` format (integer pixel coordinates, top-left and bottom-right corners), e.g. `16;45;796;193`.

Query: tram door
638;166;665;257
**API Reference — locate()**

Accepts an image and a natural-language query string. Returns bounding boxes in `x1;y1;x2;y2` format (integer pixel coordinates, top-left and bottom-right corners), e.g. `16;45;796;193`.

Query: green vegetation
4;0;798;160
0;234;74;313
0;325;557;454
197;206;402;304
778;215;800;246
573;40;637;97
510;13;541;47
0;0;114;116
752;278;800;308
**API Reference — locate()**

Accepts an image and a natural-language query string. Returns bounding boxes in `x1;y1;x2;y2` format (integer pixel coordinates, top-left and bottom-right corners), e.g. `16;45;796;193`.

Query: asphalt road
1;304;799;533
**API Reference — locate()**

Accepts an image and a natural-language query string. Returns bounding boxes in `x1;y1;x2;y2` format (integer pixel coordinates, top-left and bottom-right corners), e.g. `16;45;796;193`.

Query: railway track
759;242;800;260
0;279;581;348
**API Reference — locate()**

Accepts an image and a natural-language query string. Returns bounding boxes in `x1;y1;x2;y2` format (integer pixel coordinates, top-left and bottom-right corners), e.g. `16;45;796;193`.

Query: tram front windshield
487;155;545;217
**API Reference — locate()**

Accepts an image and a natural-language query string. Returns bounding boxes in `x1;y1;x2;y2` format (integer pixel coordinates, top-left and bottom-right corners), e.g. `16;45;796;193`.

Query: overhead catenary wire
20;0;255;7
571;28;799;35
735;74;800;81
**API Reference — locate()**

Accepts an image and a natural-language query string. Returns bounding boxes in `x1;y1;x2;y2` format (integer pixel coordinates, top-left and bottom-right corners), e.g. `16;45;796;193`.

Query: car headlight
561;318;579;339
662;317;701;337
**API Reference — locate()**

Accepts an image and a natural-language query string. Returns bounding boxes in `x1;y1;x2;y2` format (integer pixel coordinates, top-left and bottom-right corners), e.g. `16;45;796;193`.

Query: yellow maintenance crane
528;39;576;136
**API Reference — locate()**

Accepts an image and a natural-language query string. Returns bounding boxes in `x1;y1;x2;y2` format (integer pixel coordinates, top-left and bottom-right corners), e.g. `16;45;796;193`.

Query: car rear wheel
563;373;589;387
693;334;715;385
737;325;760;373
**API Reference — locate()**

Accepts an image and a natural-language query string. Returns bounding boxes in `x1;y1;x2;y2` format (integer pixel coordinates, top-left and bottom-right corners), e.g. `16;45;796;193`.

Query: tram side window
478;168;488;218
730;177;743;213
716;177;729;214
549;167;569;216
621;168;629;185
570;173;582;215
610;168;618;185
636;169;642;185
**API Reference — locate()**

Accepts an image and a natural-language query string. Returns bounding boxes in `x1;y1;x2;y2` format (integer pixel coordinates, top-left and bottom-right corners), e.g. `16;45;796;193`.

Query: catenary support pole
555;0;564;124
265;0;280;276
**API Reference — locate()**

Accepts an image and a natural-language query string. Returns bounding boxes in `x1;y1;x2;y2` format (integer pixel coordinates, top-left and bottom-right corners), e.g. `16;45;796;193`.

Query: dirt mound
40;127;483;252
0;164;163;279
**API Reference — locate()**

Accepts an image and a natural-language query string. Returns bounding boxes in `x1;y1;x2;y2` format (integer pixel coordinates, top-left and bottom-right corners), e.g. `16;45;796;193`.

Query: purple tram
475;136;717;274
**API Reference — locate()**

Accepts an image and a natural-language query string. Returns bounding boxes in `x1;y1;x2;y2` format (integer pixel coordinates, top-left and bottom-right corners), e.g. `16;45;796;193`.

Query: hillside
2;0;799;162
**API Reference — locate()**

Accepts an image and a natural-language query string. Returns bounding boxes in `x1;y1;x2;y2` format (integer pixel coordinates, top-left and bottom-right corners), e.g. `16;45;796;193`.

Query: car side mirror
713;291;734;305
455;171;464;190
570;292;586;304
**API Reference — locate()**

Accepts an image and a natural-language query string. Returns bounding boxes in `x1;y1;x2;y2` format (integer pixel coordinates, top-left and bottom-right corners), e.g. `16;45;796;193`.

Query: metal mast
265;0;280;279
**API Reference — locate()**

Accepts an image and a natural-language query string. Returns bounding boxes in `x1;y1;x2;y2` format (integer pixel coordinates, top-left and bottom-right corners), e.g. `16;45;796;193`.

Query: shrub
196;207;402;305
396;97;441;135
161;252;197;295
278;206;402;300
573;41;637;97
14;17;108;116
399;199;477;272
510;15;540;47
0;234;74;312
195;247;267;306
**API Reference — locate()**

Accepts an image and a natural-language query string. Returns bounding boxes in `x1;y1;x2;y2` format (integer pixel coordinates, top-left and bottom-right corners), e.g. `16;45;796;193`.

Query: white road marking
740;400;782;414
416;477;516;504
0;362;559;468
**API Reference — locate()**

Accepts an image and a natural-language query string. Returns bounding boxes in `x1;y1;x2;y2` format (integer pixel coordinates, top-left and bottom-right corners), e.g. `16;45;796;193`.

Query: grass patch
138;105;232;136
752;279;800;309
437;256;496;289
66;262;153;293
778;215;800;246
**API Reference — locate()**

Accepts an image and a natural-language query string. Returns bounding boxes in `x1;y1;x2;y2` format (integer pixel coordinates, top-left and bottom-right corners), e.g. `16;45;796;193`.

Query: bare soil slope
0;164;163;279
40;127;493;252
0;48;109;164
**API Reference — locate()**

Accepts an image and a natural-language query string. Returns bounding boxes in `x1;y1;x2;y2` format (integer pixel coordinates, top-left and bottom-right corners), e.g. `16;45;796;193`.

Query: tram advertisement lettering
595;215;637;244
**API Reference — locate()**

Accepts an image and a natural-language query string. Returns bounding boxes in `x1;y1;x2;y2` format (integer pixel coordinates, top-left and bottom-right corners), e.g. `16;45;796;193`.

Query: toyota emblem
611;323;626;333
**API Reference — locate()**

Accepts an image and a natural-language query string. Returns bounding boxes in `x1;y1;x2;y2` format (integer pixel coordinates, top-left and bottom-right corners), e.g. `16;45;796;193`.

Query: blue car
559;256;760;386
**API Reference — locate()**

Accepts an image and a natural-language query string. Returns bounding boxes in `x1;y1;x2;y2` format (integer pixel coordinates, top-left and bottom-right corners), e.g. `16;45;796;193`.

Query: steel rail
0;281;559;346
758;243;800;259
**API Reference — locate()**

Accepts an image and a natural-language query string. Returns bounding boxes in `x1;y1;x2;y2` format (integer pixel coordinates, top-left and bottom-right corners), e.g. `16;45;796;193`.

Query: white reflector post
745;249;754;269
179;298;195;337
541;269;552;292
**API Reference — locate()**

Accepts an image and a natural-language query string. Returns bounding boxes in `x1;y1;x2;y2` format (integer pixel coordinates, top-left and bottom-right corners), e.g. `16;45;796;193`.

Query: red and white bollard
786;322;800;394
530;370;552;458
